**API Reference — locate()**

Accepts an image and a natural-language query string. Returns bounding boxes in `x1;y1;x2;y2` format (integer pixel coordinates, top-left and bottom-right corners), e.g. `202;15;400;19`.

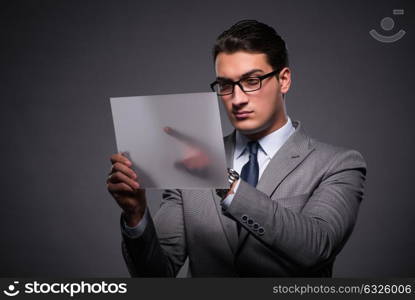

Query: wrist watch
216;168;240;199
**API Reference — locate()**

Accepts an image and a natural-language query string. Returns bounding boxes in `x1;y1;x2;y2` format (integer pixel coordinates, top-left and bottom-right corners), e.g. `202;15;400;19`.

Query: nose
231;84;249;107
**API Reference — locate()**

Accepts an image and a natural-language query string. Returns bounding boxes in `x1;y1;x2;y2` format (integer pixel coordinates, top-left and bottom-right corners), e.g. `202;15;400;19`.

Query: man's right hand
107;153;146;227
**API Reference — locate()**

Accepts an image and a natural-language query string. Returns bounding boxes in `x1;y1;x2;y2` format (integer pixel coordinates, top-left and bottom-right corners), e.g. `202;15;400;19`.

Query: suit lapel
211;131;239;254
236;121;315;252
256;121;315;196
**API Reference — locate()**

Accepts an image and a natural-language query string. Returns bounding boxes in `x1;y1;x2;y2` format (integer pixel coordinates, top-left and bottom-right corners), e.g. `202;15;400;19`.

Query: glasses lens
215;82;233;95
241;77;261;92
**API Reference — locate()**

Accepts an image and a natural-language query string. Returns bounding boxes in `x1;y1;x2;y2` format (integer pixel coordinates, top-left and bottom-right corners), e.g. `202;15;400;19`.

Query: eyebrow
216;69;264;81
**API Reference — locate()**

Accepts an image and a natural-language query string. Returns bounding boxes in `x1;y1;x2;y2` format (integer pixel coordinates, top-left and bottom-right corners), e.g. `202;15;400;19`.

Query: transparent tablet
110;92;228;189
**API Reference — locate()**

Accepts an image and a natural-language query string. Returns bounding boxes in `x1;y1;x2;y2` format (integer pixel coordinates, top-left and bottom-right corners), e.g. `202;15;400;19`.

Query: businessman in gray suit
106;20;366;277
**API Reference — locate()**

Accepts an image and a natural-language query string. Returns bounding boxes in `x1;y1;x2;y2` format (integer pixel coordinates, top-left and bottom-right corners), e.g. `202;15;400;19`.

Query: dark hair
212;20;289;73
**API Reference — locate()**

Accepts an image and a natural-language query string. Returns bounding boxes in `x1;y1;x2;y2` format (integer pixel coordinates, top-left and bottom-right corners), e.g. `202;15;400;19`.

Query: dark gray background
0;0;413;277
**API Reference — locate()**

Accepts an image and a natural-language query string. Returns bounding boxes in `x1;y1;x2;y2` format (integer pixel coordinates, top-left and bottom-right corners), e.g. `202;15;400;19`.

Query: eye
243;78;260;86
219;82;233;91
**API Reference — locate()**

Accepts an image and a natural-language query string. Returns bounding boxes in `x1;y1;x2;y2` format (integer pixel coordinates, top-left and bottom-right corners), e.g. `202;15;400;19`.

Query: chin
233;119;263;135
232;115;278;138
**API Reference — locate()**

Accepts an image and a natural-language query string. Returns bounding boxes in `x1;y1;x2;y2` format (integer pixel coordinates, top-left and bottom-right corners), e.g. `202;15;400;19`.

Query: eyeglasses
210;70;278;96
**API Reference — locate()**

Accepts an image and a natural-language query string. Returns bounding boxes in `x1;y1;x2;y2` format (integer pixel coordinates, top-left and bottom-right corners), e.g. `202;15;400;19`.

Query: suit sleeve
121;189;187;277
223;149;367;270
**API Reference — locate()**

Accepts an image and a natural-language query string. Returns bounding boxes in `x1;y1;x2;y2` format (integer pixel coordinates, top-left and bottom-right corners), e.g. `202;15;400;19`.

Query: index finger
110;152;132;166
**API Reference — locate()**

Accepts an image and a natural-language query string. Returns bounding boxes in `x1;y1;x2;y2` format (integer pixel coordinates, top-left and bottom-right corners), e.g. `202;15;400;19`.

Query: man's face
214;51;290;139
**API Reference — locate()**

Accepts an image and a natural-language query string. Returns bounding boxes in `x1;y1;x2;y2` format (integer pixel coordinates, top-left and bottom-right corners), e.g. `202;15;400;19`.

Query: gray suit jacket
121;120;367;277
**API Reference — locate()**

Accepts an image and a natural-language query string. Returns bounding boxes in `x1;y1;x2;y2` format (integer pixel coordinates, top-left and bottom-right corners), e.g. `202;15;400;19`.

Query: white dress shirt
122;116;296;238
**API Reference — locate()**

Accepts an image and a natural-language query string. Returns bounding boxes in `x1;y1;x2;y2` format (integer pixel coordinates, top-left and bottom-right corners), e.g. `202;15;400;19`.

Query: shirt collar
235;116;295;159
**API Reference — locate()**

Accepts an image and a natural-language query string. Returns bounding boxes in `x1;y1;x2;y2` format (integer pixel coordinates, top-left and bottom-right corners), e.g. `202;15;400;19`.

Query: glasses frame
210;70;278;96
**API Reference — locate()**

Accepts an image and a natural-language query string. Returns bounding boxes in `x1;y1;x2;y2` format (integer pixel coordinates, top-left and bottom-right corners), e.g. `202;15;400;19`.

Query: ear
278;67;291;94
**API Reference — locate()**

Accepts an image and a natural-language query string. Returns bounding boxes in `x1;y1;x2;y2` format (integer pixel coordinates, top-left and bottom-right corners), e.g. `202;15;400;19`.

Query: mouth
233;110;253;120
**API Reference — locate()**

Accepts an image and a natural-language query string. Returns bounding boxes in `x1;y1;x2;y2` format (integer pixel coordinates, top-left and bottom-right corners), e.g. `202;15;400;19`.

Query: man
107;20;366;277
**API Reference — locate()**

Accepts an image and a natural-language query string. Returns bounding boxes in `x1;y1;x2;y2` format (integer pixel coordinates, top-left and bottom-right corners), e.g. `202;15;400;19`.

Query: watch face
228;169;240;181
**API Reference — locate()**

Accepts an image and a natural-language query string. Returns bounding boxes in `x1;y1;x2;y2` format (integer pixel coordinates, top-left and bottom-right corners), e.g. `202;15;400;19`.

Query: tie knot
247;141;259;156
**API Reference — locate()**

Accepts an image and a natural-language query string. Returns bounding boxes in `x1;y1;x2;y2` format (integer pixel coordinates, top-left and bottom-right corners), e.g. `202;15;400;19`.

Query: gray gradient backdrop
1;0;414;277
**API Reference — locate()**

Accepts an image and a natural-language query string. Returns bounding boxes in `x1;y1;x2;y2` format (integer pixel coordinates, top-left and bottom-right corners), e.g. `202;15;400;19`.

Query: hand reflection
163;126;212;178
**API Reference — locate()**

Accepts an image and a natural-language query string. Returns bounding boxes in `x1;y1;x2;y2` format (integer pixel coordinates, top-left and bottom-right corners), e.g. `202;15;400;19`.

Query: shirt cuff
121;207;149;239
221;179;241;210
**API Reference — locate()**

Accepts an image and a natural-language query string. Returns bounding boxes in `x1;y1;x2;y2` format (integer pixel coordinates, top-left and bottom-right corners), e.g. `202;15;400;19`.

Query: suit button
258;227;265;235
241;215;248;223
247;218;254;226
253;223;259;230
